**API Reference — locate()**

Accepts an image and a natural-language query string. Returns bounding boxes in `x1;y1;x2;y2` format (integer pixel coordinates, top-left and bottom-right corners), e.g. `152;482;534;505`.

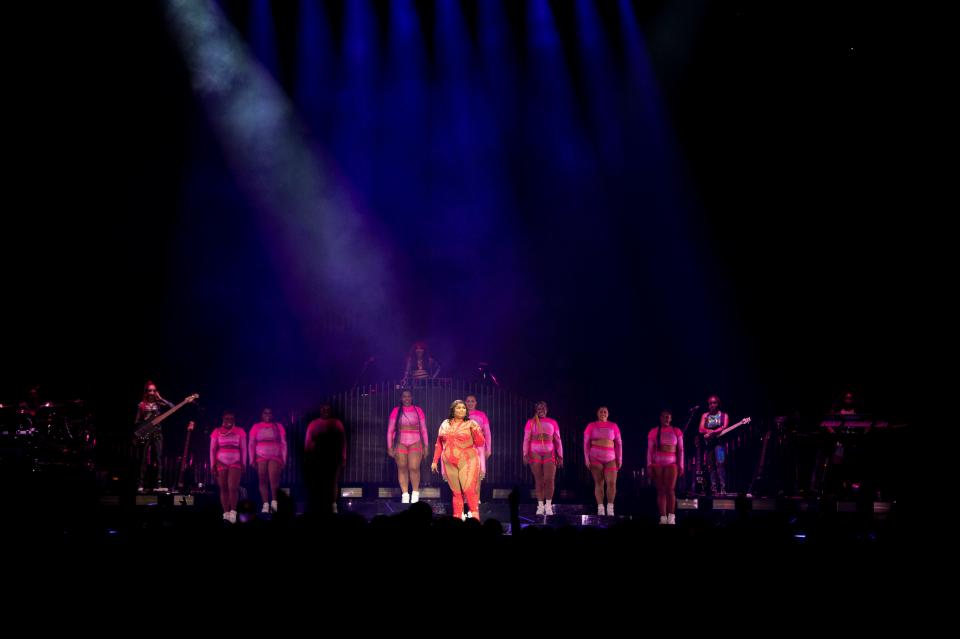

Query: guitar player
135;381;174;493
698;395;731;496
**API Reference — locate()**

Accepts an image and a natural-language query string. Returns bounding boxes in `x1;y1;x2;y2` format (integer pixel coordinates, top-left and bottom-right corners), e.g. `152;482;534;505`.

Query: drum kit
0;398;96;469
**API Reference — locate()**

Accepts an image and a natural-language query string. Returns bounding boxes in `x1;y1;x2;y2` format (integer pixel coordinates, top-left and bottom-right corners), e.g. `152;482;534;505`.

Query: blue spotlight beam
165;0;393;341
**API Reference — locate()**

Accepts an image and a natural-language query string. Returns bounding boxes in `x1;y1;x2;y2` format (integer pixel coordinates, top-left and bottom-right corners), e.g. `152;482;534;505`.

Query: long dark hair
393;390;414;430
142;380;157;401
406;341;434;367
655;409;672;453
448;400;468;421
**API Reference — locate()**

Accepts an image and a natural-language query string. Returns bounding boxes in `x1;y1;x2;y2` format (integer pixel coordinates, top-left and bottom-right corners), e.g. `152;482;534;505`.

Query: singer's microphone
689;405;700;411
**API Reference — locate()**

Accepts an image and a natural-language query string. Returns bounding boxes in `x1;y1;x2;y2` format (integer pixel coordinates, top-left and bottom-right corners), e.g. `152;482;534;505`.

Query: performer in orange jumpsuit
431;400;485;520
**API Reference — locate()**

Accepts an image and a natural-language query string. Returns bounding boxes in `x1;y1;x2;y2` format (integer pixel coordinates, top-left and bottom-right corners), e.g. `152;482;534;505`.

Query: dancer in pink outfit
462;394;491;518
583;407;622;516
387;389;429;504
522;401;563;516
648;410;684;525
210;411;247;523
248;408;287;514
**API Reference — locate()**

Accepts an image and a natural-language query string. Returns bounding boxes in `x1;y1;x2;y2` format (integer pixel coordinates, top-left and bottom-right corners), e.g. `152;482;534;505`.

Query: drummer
17;385;44;417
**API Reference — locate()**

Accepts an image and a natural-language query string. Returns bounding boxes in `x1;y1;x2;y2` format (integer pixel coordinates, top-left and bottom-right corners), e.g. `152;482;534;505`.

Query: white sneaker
597;504;606;516
667;513;676;525
227;510;237;524
261;503;270;514
659;515;668;525
606;503;615;517
401;492;410;504
545;503;554;516
411;491;420;504
536;502;545;515
461;512;467;521
222;511;230;521
270;499;278;513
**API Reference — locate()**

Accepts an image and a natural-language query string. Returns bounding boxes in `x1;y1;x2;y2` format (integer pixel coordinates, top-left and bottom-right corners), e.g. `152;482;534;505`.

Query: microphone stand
352;358;374;392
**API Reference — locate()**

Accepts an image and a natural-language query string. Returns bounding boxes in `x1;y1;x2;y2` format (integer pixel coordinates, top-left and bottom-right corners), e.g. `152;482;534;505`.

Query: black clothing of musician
135;382;173;492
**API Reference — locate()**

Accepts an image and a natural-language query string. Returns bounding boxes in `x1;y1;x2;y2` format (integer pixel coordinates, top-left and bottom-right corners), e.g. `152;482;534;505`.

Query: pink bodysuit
210;426;247;471
584;421;623;471
248;422;287;464
387;405;429;455
523;417;562;463
647;427;684;471
470;409;492;475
